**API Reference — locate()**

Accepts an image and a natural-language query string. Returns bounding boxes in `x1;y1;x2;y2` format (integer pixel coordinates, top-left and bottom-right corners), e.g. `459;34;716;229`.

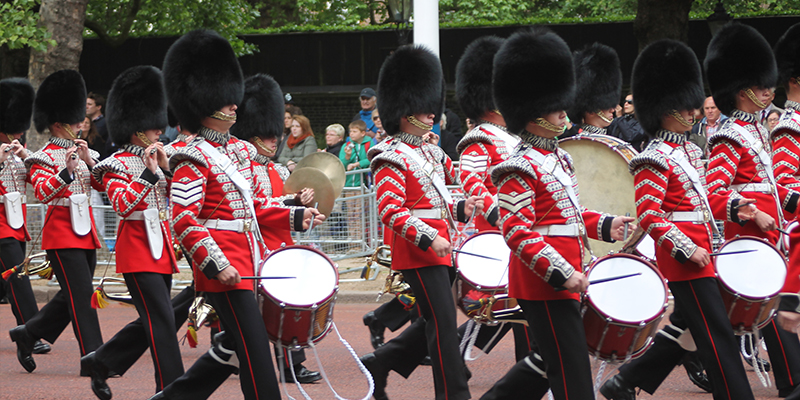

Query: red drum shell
258;245;338;348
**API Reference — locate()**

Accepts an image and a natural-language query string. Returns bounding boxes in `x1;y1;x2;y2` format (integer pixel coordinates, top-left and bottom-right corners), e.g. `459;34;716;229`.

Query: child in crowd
340;120;372;187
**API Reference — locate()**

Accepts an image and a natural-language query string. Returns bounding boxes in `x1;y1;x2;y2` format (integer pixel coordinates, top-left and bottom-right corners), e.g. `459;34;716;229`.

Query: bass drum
559;134;638;257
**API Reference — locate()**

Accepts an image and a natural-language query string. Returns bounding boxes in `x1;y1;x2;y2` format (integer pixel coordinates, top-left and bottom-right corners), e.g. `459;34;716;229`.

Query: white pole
413;0;439;57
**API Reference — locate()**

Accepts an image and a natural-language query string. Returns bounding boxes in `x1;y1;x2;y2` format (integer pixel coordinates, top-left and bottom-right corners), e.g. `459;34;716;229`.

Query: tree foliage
0;0;55;51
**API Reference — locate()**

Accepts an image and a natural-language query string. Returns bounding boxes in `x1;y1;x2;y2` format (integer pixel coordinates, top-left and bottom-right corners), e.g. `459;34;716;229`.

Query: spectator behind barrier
323;123;345;156
340;120;371;187
278;114;317;172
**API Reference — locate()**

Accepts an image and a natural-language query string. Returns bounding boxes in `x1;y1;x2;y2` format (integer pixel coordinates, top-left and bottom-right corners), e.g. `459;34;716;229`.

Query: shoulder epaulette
629;148;669;175
169;143;208;170
369;148;407;171
456;126;493;154
707;124;745;147
772;110;800;139
491;155;537;186
24;150;55;169
91;156;127;182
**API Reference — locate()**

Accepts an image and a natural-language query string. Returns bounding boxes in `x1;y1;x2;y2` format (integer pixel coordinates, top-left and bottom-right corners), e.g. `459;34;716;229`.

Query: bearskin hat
493;28;575;135
456;36;505;122
774;23;800;88
704;23;777;115
33;70;86;134
0;78;35;134
377;45;445;136
162;29;244;134
105;66;168;146
567;43;621;124
230;74;284;141
632;40;705;136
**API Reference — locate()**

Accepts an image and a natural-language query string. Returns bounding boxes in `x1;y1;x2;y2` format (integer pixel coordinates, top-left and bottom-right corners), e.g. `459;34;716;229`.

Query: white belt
125;210;167;221
531;224;582;237
410;209;446;220
731;183;773;194
668;211;710;223
49;198;91;207
199;218;253;233
0;195;26;204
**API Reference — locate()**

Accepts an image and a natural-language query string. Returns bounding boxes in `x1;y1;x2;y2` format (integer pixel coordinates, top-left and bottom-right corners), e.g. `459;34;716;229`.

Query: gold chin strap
135;131;154;146
254;137;275;156
534;117;566;133
5;134;14;143
62;123;80;139
744;88;768;109
406;115;433;131
595;110;613;124
211;111;237;122
668;110;694;127
492;109;503;116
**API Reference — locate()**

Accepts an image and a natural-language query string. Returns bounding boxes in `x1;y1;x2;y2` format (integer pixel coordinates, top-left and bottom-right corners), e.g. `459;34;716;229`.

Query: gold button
243;221;251;232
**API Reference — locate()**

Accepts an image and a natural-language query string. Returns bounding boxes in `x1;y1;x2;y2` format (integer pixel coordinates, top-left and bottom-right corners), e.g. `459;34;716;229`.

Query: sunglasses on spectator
372;116;380;121
624;100;634;105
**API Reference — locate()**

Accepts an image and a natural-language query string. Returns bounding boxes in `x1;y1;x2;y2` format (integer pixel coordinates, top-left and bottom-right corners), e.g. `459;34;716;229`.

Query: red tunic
170;129;290;292
457;123;518;232
25;137;102;250
630;131;716;282
491;134;612;302
251;153;302;251
706;110;799;245
93;144;178;274
0;151;30;241
772;101;800;299
368;133;464;271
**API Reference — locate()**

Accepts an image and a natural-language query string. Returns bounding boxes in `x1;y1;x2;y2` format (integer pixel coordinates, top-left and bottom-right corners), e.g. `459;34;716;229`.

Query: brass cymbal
296;152;346;198
283;167;335;217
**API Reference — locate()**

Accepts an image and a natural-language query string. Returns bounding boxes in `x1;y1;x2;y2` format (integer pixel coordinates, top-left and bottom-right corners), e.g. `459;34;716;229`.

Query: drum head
636;233;656;261
260;247;337;306
559;135;637;257
717;238;786;298
784;221;799;250
456;232;510;288
587;255;666;324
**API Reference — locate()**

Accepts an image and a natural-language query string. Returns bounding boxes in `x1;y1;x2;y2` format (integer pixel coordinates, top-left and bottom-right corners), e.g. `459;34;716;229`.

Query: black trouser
26;248;102;358
621;278;754;399
206;290;280;400
96;284;194;378
371;265;470;400
458;321;532;362
275;345;307;371
160;329;240;400
480;343;550;400
760;319;800;391
518;298;594;400
373;296;418;332
0;238;38;326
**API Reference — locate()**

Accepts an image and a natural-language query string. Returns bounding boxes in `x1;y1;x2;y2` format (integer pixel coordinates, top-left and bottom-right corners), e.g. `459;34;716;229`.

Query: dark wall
78;16;800;139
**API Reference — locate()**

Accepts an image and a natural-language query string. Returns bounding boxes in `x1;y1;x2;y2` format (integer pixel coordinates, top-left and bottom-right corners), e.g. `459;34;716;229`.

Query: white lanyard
479;123;520;150
657;142;719;236
396;142;453;204
524;148;580;212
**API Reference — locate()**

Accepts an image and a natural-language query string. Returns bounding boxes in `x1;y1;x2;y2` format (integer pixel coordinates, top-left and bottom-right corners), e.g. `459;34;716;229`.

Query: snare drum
259;245;338;348
583;254;668;362
783;220;799;251
559;134;638;256
454;232;514;323
621;228;656;263
715;236;786;333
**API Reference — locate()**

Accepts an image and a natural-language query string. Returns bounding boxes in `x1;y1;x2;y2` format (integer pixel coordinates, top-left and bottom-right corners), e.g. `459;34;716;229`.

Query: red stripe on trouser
0;257;24;323
769;322;795;386
411;269;449;400
689;282;731;398
225;292;259;400
131;277;165;390
53;251;86;354
544;302;570;399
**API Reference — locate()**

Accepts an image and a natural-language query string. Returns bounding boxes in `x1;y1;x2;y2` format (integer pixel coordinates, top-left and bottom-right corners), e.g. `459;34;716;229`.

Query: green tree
0;0;55;52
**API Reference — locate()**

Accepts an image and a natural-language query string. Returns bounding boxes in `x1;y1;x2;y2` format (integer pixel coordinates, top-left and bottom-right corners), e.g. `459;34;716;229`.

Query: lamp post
707;1;732;37
385;0;412;45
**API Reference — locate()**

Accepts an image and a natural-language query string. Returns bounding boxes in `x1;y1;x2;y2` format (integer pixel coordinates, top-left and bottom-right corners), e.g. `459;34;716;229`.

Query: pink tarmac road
0;302;790;399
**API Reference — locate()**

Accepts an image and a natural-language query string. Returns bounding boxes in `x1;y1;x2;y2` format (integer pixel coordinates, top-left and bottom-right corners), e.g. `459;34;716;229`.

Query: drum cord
459;319;482;361
742;330;771;387
280;322;374;400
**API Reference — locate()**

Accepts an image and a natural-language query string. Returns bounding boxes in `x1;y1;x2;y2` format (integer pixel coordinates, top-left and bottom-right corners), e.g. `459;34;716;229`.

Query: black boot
363;311;386;349
9;325;36;373
681;352;712;393
32;340;51;354
81;351;112;400
361;353;389;400
600;374;636;400
283;364;322;383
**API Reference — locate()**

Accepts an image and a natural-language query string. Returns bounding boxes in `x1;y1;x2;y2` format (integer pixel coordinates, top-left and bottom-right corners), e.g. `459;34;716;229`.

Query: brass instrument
284;167;336;216
295;152;346;198
94;277;134;306
477;294;527;325
13;252;53;280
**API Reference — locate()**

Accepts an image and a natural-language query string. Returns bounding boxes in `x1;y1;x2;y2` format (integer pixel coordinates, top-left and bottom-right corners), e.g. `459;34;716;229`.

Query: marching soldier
0;78;50;355
10;69;104;375
567;43;622;136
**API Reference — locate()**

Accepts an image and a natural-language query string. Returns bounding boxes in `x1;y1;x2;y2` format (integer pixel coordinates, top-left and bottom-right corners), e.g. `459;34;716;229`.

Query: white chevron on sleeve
498;192;531;214
460;154;489;172
172;180;204;207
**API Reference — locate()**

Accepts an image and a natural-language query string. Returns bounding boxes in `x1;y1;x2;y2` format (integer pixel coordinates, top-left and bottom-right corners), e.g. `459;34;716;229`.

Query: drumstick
710;249;757;256
306;202;319;237
623;212;630;242
733;200;756;209
554;272;642;291
452;249;503;262
778;228;792;236
240;276;296;280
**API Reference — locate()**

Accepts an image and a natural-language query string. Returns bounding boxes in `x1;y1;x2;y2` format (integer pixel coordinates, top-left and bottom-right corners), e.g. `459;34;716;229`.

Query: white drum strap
657;143;719;236
280;322;374;400
396;143;453;204
525;148;594;257
729;124;784;228
480;123;520;150
197;141;263;264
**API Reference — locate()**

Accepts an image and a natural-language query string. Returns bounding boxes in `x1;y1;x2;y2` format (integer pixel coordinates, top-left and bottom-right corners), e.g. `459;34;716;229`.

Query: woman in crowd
278;114;317;172
323;123;345;155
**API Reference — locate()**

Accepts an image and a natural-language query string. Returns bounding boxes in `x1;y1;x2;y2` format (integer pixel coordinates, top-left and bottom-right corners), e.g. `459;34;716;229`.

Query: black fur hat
568;43;622;124
774;23;800;88
456;36;505;122
704;23;777;115
230;74;284;141
377;45;445;136
493;28;575;135
33;69;86;134
105;66;168;146
632;40;705;136
162;29;244;134
0;78;35;134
